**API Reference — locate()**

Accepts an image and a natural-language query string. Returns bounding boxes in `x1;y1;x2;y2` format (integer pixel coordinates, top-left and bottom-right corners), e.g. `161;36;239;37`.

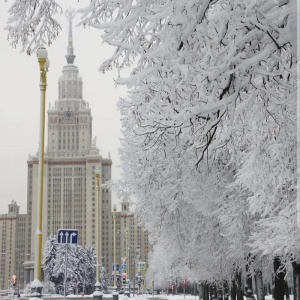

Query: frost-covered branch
5;0;62;54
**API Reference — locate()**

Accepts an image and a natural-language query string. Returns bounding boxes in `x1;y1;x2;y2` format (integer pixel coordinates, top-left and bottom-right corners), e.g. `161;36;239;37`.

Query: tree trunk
252;273;256;296
206;283;210;300
267;282;271;296
284;281;289;300
293;262;300;300
210;283;217;299
202;282;209;300
231;278;237;300
255;268;265;300
273;257;285;300
210;284;213;300
236;271;244;300
223;280;229;298
245;254;253;292
246;271;253;292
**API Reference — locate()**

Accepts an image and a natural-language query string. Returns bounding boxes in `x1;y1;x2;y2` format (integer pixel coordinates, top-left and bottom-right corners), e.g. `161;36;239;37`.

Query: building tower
116;199;150;289
0;200;27;290
24;9;113;283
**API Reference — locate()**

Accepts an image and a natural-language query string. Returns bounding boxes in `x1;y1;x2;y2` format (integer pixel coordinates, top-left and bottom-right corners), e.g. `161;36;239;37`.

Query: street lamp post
94;169;102;292
15;248;21;294
30;46;49;298
125;230;129;288
133;246;140;296
127;246;131;294
136;246;141;294
113;205;117;288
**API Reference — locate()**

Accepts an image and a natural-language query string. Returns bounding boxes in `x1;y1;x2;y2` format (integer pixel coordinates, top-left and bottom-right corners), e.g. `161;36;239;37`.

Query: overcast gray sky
0;0;126;214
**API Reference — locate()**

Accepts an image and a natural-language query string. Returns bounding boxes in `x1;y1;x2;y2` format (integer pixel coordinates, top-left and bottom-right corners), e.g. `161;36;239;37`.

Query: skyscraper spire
65;8;76;64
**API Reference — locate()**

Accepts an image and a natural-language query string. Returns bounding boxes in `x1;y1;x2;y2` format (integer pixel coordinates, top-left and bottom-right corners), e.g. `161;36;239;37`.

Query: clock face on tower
65;110;72;118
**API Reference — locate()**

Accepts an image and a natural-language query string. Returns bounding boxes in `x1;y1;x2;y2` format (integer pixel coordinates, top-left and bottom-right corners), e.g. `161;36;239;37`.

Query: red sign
183;280;187;286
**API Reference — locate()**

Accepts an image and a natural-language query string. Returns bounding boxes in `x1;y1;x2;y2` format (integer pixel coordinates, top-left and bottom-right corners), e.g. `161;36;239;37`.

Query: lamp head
113;204;117;212
37;46;48;60
95;169;101;176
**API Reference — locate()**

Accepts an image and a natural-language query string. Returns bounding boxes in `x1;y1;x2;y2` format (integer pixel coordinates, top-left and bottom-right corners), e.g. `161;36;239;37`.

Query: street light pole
133;252;135;296
128;246;131;294
31;46;49;297
94;169;102;291
15;248;21;294
133;246;140;296
18;261;20;295
136;246;141;294
113;205;117;288
125;230;129;286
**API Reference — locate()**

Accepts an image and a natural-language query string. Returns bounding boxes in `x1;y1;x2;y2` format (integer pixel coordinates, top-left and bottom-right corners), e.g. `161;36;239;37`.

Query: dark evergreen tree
54;243;78;294
73;245;88;291
84;246;96;294
43;235;59;283
100;264;110;292
43;236;99;295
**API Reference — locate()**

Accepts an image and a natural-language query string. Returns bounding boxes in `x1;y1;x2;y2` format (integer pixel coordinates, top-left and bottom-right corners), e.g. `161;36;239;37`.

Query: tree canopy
43;235;109;294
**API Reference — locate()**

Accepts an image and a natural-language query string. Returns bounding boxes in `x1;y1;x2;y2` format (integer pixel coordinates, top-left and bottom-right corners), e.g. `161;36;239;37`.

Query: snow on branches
78;0;297;283
5;0;62;54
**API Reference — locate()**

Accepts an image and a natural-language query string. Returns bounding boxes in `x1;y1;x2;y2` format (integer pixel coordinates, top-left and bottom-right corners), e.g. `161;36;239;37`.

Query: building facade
0;10;150;292
24;10;113;284
0;200;27;290
113;200;150;288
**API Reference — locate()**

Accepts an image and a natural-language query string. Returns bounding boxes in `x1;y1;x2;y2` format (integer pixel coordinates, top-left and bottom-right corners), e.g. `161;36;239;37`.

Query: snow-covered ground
109;293;292;300
0;293;291;300
94;294;200;300
118;294;290;300
62;293;276;300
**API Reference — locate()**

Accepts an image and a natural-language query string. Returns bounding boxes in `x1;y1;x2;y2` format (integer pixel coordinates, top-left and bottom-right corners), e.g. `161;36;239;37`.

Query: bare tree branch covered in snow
78;0;296;165
5;0;63;54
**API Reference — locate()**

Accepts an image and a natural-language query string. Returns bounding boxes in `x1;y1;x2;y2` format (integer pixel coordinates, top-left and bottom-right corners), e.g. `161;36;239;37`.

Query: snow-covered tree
41;281;56;295
43;236;97;295
83;246;97;294
4;0;62;55
43;234;59;283
4;0;298;298
100;264;110;292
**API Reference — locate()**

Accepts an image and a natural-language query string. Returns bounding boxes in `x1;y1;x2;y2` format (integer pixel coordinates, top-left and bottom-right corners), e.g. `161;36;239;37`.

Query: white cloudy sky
0;0;127;214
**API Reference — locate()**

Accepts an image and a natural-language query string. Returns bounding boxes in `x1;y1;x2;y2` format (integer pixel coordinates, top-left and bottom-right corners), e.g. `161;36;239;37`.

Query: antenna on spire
65;7;76;64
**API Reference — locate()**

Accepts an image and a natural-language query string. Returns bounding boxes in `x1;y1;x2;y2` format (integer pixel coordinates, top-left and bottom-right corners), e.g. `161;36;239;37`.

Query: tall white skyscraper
24;9;113;283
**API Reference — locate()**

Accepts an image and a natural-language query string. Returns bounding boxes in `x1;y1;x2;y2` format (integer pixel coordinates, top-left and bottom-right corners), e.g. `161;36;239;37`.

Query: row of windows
51;168;85;176
59;131;80;137
51;182;84;187
57;145;80;151
55;117;88;124
61;91;82;99
62;71;78;78
58;138;80;143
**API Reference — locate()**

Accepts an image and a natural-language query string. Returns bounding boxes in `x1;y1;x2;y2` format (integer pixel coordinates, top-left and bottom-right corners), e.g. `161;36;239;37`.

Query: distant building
0;200;26;289
0;9;150;291
114;199;150;287
24;9;113;284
